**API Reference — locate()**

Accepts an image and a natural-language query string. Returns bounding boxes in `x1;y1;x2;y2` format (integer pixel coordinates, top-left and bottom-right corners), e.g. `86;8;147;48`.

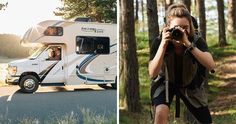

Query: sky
0;0;63;36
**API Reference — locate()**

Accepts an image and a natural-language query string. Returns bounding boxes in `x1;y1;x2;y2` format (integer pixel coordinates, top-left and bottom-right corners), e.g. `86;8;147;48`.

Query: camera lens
171;28;183;40
167;27;183;40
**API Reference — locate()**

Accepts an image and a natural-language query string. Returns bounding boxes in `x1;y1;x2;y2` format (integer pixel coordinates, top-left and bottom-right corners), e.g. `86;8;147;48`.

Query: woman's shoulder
194;34;208;52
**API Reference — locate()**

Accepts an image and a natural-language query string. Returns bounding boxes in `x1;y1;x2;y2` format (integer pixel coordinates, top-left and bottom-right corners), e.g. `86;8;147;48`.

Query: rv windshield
29;46;47;59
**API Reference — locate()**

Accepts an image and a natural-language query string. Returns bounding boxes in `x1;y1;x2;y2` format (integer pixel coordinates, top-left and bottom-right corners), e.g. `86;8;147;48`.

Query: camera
167;27;183;40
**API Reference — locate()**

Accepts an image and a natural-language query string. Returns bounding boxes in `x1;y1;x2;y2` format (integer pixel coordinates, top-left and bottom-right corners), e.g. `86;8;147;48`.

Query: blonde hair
165;3;195;37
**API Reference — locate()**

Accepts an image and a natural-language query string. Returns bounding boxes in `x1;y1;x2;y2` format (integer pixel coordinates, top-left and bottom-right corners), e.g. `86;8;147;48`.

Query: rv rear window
44;26;63;36
76;36;110;54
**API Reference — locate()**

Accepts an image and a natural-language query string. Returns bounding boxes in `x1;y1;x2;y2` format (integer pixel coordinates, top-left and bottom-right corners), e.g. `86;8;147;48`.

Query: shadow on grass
208;44;236;61
211;110;236;124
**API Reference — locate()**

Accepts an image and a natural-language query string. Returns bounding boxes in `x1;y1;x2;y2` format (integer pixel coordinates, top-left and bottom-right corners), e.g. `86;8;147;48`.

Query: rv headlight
44;26;63;36
8;66;17;75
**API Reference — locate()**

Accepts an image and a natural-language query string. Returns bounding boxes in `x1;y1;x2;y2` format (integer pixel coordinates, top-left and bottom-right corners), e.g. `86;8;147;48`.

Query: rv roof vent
74;17;92;22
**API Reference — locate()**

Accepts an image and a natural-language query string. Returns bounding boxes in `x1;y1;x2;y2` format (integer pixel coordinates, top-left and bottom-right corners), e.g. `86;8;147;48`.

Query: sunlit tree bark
147;0;159;48
217;0;227;46
121;0;141;112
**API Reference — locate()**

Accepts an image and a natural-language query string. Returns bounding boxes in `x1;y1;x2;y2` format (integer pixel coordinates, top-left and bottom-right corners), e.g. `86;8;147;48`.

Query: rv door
39;45;65;83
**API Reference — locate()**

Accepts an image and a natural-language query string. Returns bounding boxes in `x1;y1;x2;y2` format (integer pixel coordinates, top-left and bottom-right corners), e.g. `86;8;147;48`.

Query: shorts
151;81;212;123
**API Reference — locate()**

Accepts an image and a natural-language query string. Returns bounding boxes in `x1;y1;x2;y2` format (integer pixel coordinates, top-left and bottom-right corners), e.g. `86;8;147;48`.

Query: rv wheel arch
19;72;40;85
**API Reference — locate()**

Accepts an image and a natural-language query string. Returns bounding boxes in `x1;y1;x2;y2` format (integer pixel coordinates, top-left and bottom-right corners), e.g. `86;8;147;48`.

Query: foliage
0;34;30;58
136;32;149;50
0;2;8;11
55;0;117;23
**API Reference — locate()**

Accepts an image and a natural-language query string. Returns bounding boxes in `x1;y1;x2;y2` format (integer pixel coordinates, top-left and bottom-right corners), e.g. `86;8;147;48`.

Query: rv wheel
19;75;39;93
111;77;117;89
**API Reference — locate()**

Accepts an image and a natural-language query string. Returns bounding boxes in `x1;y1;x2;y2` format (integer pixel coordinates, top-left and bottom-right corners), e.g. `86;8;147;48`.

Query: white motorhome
5;20;117;93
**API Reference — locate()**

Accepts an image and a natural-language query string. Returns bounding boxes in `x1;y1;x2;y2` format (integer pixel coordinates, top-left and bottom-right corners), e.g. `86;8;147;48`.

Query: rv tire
19;75;39;93
111;76;117;89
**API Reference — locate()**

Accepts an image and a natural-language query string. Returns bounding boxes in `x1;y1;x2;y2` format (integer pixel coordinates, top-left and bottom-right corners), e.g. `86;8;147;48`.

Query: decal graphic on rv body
76;43;117;82
76;54;113;82
39;62;58;82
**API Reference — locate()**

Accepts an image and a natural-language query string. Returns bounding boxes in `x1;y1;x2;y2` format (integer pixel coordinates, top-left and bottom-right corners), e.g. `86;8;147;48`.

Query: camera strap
164;62;169;103
164;54;180;118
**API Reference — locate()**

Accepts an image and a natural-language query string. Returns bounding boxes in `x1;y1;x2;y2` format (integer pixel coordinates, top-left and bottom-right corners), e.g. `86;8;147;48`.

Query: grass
136;32;149;50
120;32;236;123
0;108;116;124
211;109;236;124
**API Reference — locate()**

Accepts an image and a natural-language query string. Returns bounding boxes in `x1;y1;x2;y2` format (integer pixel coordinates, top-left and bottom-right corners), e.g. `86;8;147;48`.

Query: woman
149;3;215;124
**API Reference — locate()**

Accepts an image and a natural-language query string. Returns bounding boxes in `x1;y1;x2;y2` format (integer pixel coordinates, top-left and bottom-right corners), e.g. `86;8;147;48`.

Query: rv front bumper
5;75;20;85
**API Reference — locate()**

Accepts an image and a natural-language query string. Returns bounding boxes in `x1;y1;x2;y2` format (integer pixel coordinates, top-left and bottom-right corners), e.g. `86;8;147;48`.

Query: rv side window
76;36;110;54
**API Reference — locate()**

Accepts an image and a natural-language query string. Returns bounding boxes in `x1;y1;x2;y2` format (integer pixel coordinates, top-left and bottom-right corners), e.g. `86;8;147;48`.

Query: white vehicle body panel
8;20;117;86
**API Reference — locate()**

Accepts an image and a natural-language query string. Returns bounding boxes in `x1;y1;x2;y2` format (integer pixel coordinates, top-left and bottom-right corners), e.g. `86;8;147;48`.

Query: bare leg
154;104;169;124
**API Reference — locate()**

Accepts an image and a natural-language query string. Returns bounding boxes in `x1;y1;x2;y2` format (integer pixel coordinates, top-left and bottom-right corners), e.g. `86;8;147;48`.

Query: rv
5;20;117;93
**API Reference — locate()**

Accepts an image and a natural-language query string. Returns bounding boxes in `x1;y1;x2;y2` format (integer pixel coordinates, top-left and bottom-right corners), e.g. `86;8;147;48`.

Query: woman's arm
148;27;171;79
189;47;215;71
148;42;167;78
176;27;216;71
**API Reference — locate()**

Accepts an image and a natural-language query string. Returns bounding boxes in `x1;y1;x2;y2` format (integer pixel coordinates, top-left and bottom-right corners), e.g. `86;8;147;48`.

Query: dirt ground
209;55;236;114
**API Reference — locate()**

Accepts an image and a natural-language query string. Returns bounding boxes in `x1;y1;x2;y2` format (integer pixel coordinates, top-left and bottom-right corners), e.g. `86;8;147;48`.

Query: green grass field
119;32;236;124
0;108;116;124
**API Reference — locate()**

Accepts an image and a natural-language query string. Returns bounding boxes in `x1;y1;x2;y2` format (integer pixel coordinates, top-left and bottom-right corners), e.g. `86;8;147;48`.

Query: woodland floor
209;55;236;115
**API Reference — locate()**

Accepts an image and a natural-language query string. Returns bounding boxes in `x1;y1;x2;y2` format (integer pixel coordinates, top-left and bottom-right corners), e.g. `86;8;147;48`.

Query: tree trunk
147;0;159;48
164;0;173;10
181;0;191;13
135;0;139;21
227;0;236;38
197;0;206;41
141;0;145;32
217;0;227;46
121;0;141;112
119;0;123;77
119;0;124;107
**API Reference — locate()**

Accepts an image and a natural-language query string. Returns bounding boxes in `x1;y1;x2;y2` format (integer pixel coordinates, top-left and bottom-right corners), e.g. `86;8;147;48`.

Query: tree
119;0;124;106
0;2;8;11
227;0;236;38
164;0;173;10
54;0;117;23
197;0;206;41
181;0;191;13
121;0;141;112
141;0;145;32
147;0;159;48
135;0;139;21
217;0;227;46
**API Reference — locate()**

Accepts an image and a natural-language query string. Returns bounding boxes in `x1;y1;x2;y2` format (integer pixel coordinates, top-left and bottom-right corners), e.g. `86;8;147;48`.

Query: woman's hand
174;26;191;47
161;27;172;48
